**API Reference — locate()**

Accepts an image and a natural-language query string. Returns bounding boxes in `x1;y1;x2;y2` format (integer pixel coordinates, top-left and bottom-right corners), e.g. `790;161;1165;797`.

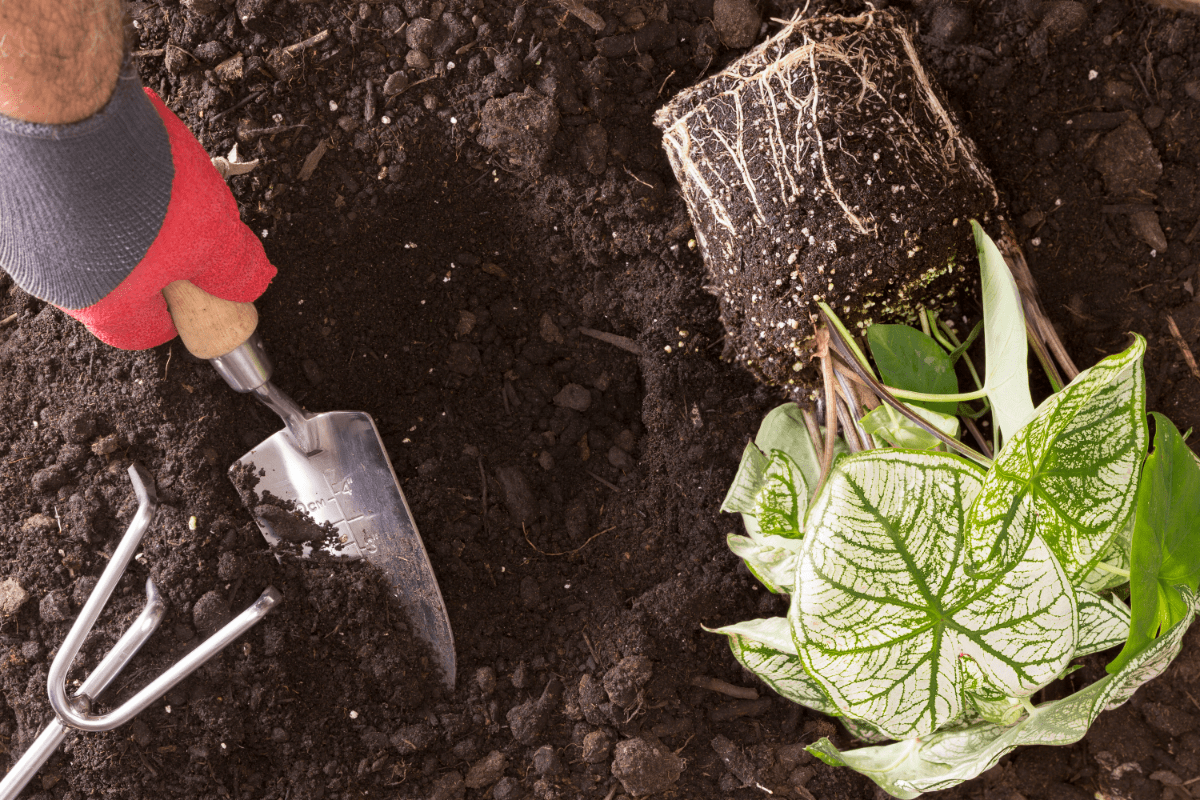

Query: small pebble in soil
603;655;653;707
532;744;562;776
192;590;232;635
495;466;539;524
493;777;522;800
58;410;97;443
611;737;684;797
0;581;28;619
474;666;497;696
583;730;613;763
464;750;507;789
428;771;464;800
553;384;591;412
391;723;435;754
39;591;70;623
713;0;761;48
32;465;68;495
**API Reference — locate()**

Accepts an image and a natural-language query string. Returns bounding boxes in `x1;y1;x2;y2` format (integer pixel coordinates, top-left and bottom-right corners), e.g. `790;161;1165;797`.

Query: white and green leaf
752;403;825;492
722;403;828;545
709;617;837;715
755;452;808;539
966;336;1148;583
808;592;1195;799
1075;590;1131;657
1078;515;1134;594
973;221;1036;445
727;535;800;593
792;450;1077;740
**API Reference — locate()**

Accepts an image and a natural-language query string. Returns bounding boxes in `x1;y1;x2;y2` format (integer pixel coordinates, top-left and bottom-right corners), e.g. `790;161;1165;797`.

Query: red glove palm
63;90;275;349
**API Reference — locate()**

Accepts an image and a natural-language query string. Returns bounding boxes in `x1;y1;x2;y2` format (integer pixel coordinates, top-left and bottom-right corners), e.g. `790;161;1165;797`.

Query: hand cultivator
0;465;281;800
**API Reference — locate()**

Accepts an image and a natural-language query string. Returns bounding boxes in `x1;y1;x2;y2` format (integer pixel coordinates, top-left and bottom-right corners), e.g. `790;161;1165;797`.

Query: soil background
2;0;1200;798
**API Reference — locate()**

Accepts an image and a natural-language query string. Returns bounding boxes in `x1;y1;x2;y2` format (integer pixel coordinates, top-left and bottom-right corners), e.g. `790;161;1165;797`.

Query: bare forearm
0;0;126;124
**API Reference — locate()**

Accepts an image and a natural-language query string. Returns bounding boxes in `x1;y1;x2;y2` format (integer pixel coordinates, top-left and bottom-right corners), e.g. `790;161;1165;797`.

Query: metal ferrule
209;333;272;393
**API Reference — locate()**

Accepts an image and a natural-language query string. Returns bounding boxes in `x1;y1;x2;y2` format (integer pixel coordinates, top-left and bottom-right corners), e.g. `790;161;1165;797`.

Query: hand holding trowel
0;46;454;690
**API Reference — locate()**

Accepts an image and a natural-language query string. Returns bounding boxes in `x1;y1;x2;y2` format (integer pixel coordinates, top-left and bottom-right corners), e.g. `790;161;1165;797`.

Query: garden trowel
162;280;456;689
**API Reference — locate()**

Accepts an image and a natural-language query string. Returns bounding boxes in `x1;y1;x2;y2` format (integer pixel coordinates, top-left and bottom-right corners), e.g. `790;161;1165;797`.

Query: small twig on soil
164;345;172;380
1129;60;1152;100
239;123;309;141
132;48;164;57
1186;218;1200;245
578;327;643;356
691;675;760;700
622;167;654;190
585;470;620;492
0;313;17;327
657;69;675;97
1166;315;1200;382
281;29;331;58
998;221;1080;381
1102;203;1158;215
207;89;267;124
601;783;620;800
478;456;489;533
523;523;615;556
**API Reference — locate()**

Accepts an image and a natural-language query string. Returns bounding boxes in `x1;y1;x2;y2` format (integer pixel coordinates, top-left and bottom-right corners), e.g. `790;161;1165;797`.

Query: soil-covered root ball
654;9;998;394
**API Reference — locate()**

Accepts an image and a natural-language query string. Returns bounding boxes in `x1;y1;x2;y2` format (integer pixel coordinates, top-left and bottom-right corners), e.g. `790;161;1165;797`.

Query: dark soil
1;1;1199;799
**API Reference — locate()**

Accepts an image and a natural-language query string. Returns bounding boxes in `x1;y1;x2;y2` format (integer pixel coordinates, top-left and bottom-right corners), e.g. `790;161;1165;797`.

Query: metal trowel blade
231;410;456;688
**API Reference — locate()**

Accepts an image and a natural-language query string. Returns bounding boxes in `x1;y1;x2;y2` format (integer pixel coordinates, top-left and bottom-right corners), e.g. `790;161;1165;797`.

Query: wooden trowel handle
162;280;258;360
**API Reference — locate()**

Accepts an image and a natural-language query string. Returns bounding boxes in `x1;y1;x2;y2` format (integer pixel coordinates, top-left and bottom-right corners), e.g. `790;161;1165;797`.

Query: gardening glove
0;60;275;350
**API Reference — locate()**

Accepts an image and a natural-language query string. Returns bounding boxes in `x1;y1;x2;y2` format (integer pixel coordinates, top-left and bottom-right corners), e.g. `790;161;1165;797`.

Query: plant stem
813;347;839;500
1092;561;1131;579
919;308;932;338
1020;697;1039;719
884;386;991;403
938;319;987;395
928;311;954;352
1029;328;1065;393
818;302;875;378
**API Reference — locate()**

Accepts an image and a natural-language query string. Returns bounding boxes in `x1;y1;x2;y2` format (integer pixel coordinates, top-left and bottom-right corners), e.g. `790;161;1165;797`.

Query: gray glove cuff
0;59;174;309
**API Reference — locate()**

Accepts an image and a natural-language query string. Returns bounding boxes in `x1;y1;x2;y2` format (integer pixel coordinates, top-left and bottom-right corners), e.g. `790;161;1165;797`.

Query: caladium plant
714;222;1200;797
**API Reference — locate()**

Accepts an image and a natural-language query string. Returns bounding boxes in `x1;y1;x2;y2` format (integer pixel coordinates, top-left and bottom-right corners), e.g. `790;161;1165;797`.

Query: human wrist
0;59;174;310
0;0;127;124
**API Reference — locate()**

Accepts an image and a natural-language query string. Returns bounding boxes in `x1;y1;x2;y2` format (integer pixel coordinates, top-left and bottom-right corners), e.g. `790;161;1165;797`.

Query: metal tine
0;580;165;800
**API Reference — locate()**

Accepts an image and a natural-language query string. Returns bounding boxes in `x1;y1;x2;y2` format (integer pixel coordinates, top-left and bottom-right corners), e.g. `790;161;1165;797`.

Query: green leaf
808;593;1195;798
709;617;838;715
966;336;1148;582
868;324;959;415
1108;412;1200;673
972;220;1035;445
861;403;961;451
792;450;1077;739
727;535;800;593
721;441;770;516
